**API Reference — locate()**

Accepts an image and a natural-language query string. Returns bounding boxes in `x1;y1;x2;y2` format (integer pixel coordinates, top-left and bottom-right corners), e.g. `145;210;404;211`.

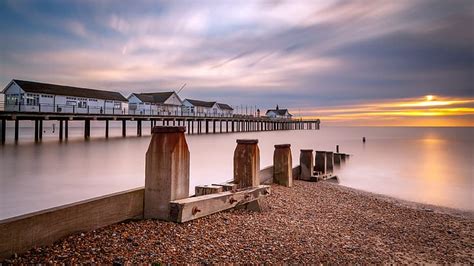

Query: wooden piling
105;120;109;138
64;120;68;139
315;151;327;174
144;126;190;220
0;119;5;144
326;152;334;173
273;144;293;187
14;119;19;142
122;120;126;137
299;149;314;180
59;120;63;140
234;139;260;188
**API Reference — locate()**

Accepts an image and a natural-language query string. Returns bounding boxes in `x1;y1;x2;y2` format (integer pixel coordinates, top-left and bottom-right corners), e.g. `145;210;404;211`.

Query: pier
0;111;320;144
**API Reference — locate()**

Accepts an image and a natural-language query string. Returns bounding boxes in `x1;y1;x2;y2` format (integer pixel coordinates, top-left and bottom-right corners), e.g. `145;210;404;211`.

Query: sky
0;0;473;126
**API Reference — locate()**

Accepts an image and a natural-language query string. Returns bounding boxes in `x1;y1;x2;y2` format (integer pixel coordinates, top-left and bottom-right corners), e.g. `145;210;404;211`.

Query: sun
425;95;435;101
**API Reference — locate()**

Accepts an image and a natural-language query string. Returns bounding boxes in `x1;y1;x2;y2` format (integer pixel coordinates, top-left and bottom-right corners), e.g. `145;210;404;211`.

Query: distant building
128;92;183;115
2;79;128;114
183;99;234;117
265;105;292;119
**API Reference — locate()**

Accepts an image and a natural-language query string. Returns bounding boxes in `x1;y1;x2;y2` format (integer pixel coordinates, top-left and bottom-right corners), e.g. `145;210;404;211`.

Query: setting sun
426;95;435;101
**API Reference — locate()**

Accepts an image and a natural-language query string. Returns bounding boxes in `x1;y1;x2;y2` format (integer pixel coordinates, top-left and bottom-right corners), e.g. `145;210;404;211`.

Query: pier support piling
39;120;43;140
122;120;126;137
84;120;91;139
273;144;293;187
14;120;19;142
234;139;260;188
59;120;63;140
299;149;314;181
144;126;189;220
64;120;68;139
34;120;39;142
105;120;109;138
0;119;5;144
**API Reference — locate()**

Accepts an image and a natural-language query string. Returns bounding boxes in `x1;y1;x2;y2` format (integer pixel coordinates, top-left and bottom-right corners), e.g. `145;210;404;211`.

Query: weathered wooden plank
0;188;144;260
169;185;271;223
195;185;224;196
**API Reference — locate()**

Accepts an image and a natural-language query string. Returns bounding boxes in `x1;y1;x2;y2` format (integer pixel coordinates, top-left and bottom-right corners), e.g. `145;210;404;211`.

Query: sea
0;122;472;220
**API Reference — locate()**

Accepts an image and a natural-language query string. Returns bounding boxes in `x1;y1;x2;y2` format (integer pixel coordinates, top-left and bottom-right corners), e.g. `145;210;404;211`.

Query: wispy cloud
0;0;472;125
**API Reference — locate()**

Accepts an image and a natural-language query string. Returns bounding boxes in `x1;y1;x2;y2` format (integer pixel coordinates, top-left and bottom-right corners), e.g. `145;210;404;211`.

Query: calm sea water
0;122;472;219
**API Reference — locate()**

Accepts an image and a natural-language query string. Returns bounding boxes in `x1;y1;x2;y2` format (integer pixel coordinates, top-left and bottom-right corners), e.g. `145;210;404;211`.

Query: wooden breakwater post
326;151;334;173
334;153;341;167
315;150;327;175
144;126;190;220
299;149;314;181
273;144;293;187
234;139;260;188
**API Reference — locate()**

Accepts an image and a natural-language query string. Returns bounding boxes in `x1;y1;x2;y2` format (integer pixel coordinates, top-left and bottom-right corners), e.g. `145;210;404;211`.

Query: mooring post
326;152;334;173
299;149;314;180
315;151;327;174
1;119;6;144
273;144;293;187
234;139;260;188
144;126;190;220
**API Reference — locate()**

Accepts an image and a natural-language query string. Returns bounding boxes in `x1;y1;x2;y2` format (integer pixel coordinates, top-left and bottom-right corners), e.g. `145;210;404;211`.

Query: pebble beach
4;181;473;264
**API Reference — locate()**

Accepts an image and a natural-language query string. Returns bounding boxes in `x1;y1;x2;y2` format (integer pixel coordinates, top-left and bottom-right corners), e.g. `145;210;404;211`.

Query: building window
114;102;121;109
78;100;87;108
26;94;40;105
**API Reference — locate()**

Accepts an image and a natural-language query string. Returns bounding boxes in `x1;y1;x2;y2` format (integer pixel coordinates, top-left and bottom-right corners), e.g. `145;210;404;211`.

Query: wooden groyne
0;125;345;260
0;111;320;144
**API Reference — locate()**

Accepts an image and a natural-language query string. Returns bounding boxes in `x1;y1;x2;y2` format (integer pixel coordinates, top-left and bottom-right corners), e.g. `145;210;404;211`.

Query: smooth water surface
0;123;472;219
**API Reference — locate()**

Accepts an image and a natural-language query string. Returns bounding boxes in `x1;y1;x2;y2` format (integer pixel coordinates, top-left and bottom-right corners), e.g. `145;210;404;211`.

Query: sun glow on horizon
292;95;474;126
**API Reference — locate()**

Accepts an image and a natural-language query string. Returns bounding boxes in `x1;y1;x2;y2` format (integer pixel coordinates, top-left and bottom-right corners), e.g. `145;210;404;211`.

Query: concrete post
234;139;260;188
145;126;190;220
315;151;327;174
273;144;293;187
326;152;334;173
299;149;313;180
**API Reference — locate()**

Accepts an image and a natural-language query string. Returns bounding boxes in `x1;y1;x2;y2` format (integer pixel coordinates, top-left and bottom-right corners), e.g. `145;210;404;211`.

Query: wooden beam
169;185;270;223
195;185;223;196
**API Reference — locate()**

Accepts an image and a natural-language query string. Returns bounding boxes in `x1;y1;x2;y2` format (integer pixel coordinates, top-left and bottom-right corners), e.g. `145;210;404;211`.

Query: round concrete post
315;151;327;174
299;149;314;180
273;144;293;187
145;126;190;220
234;139;260;188
326;151;334;173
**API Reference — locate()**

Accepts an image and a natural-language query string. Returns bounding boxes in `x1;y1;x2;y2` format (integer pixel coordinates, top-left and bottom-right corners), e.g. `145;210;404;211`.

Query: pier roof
10;79;127;102
185;99;216;108
217;103;233;110
266;109;292;116
133;92;177;104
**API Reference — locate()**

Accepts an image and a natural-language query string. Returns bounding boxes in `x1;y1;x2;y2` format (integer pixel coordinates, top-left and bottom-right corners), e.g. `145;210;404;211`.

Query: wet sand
4;181;473;264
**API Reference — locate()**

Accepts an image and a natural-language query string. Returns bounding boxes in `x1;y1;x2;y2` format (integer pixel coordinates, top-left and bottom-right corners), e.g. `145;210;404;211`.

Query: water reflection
0;126;473;219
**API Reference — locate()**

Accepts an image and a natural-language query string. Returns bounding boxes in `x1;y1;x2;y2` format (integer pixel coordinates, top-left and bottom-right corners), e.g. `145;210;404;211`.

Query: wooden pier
0;111;320;144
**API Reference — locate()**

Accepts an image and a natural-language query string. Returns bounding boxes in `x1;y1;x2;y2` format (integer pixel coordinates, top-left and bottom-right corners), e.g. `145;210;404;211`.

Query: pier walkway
0;111;320;144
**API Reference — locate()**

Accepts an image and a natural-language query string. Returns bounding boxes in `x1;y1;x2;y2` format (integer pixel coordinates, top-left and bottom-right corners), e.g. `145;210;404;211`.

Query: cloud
0;0;472;125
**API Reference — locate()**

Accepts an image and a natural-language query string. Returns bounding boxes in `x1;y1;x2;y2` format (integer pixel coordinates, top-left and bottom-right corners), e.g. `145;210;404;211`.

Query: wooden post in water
39;120;43;140
144;126;190;220
326;152;334;173
315;151;327;174
334;153;341;168
299;149;314;181
234;139;260;188
34;120;39;142
59;120;63;140
273;144;293;187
